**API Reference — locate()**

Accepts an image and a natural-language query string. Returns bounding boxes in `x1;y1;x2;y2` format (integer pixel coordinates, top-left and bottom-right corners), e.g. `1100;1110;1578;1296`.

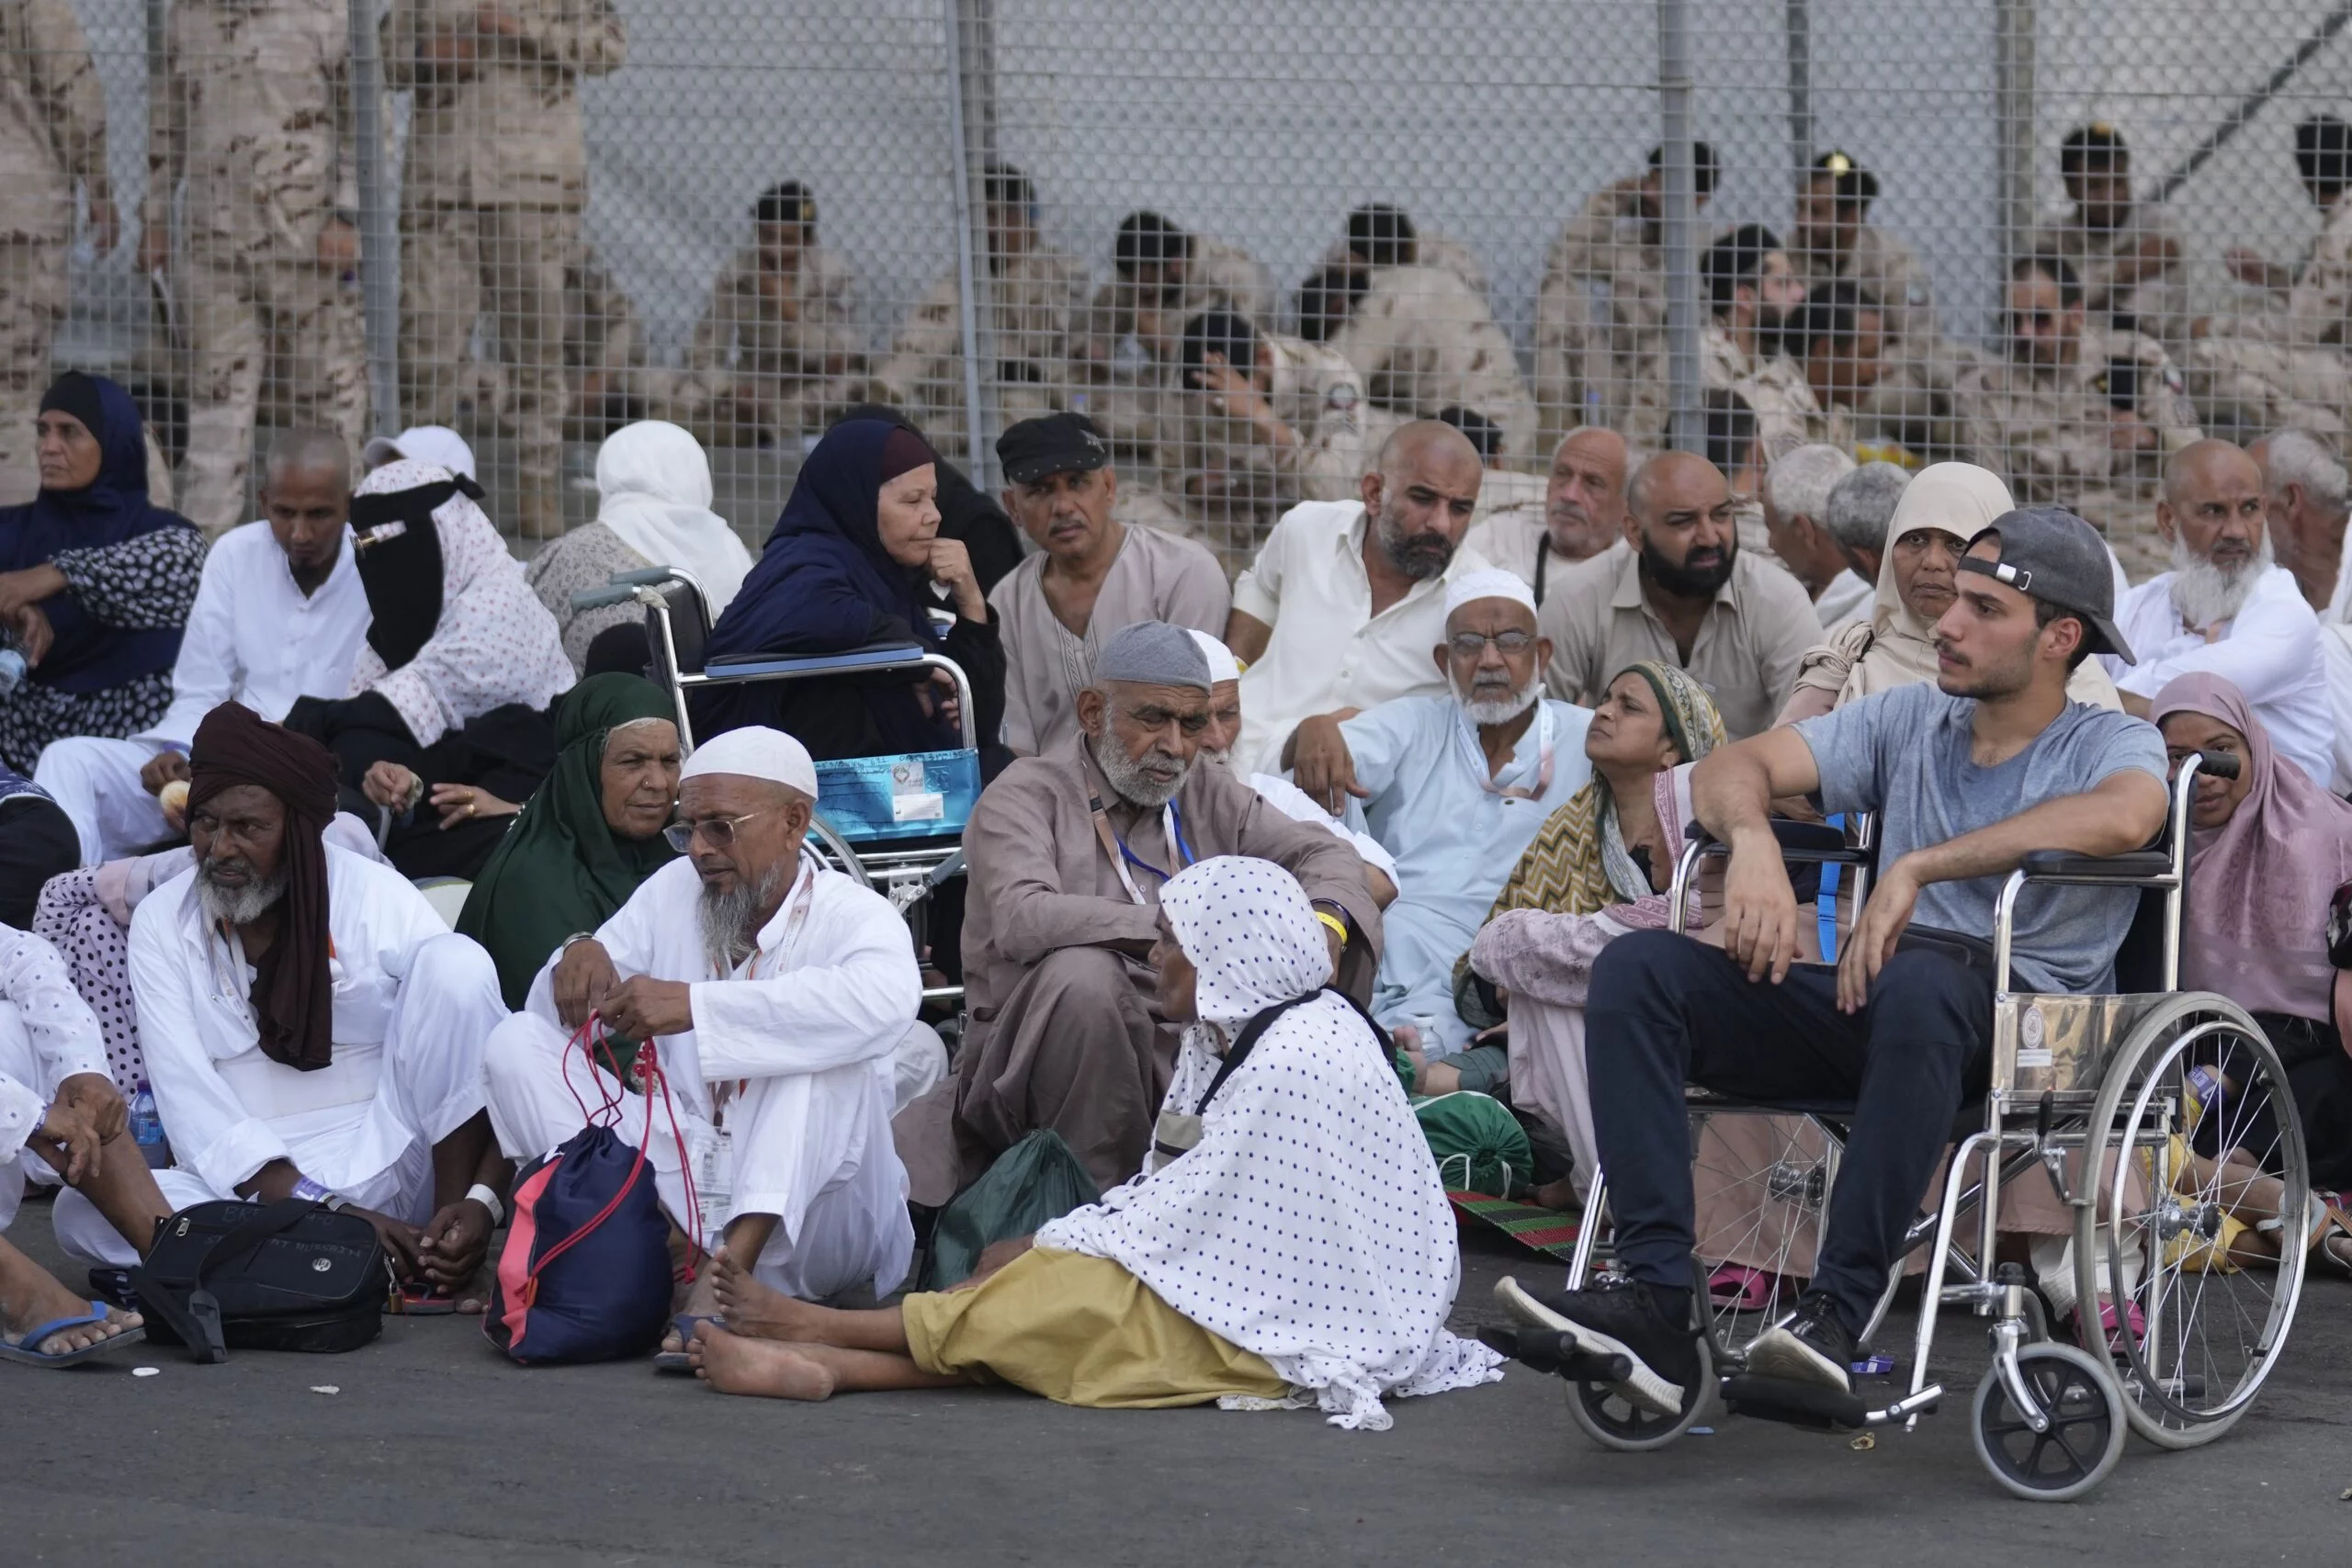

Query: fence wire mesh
13;0;2352;576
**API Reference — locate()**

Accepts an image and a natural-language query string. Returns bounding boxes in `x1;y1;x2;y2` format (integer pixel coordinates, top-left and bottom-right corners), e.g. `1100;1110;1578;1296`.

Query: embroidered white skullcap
1186;628;1242;685
1442;567;1538;618
680;726;819;797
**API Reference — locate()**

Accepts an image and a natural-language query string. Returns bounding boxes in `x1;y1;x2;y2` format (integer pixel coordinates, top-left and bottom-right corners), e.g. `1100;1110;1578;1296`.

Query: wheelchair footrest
1476;1325;1632;1385
1722;1373;1872;1431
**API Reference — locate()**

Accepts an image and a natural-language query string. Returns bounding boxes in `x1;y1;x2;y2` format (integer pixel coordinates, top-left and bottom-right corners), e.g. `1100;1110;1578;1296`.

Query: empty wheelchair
1510;750;2308;1501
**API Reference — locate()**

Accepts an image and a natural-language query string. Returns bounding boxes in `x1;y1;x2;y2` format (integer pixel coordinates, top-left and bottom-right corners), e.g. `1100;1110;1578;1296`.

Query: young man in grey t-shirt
1497;506;2171;1419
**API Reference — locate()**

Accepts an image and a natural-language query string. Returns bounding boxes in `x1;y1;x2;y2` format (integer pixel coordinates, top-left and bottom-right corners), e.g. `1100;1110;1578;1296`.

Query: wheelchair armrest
609;567;684;587
571;585;640;610
701;640;932;677
1681;818;1871;864
2017;849;2172;884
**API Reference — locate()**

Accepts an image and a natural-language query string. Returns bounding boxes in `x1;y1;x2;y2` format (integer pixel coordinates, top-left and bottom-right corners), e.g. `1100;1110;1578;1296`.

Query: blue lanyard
1114;801;1193;886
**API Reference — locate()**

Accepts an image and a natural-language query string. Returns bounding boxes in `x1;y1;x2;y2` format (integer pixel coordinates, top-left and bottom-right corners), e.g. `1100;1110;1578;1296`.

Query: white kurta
32;522;373;863
0;926;110;1233
482;855;920;1303
56;845;502;1265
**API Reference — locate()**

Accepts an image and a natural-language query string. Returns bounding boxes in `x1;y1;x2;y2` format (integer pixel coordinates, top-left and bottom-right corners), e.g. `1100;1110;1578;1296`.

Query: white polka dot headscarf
1159;855;1330;1030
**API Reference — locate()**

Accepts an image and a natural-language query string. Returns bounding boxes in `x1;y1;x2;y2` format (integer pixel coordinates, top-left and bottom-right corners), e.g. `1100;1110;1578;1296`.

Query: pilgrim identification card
696;1124;733;1247
889;760;945;823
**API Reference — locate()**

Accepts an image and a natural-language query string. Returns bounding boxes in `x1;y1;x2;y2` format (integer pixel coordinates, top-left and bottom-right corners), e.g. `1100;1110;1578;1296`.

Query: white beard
698;862;785;973
2169;532;2272;631
195;862;287;927
1452;670;1543;729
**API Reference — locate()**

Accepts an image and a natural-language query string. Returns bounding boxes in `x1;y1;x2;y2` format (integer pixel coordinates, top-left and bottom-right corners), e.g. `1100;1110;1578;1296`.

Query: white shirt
1815;569;1874;633
139;521;372;751
1229;500;1491;776
129;845;451;1196
0;927;109;1164
1243;770;1401;886
2104;565;2334;785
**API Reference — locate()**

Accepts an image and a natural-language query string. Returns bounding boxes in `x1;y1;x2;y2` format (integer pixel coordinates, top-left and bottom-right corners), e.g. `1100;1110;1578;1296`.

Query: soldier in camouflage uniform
1314;202;1489;300
2026;123;2188;347
1959;254;2200;559
0;0;113;505
1326;261;1533;465
142;0;368;535
1534;143;1718;450
1701;221;1808;395
1067;210;1272;457
386;0;626;537
681;180;862;450
1747;282;1892;464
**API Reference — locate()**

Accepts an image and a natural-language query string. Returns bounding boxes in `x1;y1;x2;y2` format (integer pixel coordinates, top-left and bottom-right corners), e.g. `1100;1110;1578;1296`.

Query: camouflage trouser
0;239;65;506
400;203;577;536
176;241;368;535
2184;335;2350;439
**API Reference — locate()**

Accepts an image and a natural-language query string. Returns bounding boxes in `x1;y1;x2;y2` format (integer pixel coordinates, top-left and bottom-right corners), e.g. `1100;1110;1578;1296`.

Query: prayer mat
1445;1190;1582;1260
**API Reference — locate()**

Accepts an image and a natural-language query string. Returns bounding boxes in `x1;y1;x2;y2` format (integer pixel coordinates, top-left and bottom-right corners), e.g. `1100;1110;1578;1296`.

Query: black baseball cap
1960;506;2135;663
996;412;1109;486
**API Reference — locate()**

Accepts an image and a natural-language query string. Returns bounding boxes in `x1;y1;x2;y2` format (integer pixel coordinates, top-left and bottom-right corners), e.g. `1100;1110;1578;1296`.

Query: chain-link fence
14;0;2352;571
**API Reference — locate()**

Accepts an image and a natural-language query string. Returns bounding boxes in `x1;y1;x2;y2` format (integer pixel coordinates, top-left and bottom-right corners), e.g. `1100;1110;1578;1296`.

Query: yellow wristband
1315;910;1348;944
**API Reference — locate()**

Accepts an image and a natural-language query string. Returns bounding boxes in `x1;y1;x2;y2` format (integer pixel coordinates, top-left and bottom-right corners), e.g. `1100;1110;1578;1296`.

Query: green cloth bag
917;1129;1102;1291
1414;1090;1533;1199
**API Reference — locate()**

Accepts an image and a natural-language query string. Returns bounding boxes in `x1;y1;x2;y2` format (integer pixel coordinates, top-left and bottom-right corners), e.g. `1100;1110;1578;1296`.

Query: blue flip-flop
653;1313;722;1374
0;1301;146;1368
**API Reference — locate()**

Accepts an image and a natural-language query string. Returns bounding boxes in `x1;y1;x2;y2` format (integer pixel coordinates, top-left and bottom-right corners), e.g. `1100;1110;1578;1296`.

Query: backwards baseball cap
996;412;1110;486
1960;506;2135;664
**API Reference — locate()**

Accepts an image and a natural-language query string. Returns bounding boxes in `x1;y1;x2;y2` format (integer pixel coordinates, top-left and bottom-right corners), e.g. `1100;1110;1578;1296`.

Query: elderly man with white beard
481;726;922;1348
893;621;1385;1203
2103;439;2334;784
1283;570;1593;1067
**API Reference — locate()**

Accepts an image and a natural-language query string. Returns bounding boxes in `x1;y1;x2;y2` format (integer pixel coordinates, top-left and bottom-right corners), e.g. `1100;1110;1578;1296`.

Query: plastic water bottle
0;648;25;698
129;1081;169;1168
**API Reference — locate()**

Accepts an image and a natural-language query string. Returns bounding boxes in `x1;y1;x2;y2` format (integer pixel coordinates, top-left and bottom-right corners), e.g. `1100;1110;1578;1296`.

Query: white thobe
482;856;920;1303
0;927;109;1233
55;845;502;1266
2102;565;2334;786
32;522;371;863
1815;570;1874;633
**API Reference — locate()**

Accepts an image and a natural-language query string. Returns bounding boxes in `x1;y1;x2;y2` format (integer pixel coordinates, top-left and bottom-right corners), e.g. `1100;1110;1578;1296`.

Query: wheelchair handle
2198;750;2240;781
571;585;640;610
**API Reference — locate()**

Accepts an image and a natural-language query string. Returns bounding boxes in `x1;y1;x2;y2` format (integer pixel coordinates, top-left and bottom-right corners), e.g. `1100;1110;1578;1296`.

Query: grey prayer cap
1094;620;1213;691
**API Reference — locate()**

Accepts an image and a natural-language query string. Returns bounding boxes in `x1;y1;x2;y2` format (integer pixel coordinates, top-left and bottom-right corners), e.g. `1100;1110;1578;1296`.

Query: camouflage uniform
870;243;1091;452
1741;366;1849;464
1797;223;1962;462
2188;195;2352;439
1316;227;1490;300
680;242;862;447
0;0;107;504
2027;200;2189;345
1792;223;1938;344
147;0;368;535
1327;264;1535;462
562;248;647;436
1537;183;1668;448
386;0;626;536
1069;236;1272;456
1155;332;1378;536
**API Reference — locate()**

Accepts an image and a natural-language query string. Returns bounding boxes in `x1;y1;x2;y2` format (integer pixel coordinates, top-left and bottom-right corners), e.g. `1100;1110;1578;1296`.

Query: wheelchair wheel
1566;1326;1714;1452
1688;1110;1835;1371
2077;994;2306;1450
1969;1343;2124;1503
802;817;873;888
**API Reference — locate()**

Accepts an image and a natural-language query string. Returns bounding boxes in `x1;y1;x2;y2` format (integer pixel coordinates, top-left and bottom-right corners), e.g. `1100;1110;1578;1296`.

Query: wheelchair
1505;750;2309;1502
571;566;975;1012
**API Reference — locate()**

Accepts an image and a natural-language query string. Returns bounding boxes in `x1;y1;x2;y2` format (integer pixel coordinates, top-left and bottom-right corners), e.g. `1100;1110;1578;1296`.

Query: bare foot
711;1249;823;1341
1528;1176;1582;1213
689;1325;837;1400
0;1241;143;1356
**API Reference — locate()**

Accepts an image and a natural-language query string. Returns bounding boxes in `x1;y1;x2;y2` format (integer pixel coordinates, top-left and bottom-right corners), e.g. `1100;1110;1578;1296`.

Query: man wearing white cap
481;725;921;1334
1291;570;1593;1061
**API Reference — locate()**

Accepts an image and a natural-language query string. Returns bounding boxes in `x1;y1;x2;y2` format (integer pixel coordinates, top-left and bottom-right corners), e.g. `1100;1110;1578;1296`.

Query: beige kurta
895;735;1384;1201
989;523;1233;756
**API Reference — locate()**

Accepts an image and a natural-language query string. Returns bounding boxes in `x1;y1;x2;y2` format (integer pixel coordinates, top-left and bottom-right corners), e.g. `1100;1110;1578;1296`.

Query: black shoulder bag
131;1199;389;1362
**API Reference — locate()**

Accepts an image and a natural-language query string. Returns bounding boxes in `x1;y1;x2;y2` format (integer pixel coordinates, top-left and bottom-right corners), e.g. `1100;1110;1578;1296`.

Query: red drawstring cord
523;1015;706;1292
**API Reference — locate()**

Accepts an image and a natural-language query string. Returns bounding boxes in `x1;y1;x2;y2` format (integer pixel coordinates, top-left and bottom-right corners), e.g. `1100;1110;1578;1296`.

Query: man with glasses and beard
2105;439;2333;783
895;621;1385;1203
1539;451;1820;739
481;726;923;1345
69;703;509;1308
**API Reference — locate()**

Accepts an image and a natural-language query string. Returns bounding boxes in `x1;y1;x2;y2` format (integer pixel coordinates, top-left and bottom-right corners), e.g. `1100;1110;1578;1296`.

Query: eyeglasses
1447;630;1536;659
662;809;770;853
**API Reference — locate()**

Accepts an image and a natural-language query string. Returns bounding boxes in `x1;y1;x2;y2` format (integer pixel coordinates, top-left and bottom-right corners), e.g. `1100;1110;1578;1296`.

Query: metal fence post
1994;0;2036;271
1784;0;1814;178
349;0;400;438
944;0;1001;490
1657;0;1701;456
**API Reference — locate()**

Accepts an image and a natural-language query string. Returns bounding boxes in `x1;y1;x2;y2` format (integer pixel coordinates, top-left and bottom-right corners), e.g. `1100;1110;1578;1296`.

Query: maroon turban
186;702;341;1071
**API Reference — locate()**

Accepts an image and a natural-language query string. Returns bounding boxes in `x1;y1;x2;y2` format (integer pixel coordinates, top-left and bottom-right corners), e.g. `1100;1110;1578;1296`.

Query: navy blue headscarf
0;373;198;692
703;418;943;662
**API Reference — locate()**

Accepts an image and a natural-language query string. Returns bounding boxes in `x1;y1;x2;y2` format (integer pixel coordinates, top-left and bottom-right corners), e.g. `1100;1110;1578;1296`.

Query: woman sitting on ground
0;372;203;773
685;855;1502;1430
694;418;1005;764
524;421;752;675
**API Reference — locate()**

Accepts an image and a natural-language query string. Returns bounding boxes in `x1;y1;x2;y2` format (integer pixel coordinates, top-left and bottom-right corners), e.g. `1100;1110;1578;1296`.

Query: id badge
696;1122;734;1247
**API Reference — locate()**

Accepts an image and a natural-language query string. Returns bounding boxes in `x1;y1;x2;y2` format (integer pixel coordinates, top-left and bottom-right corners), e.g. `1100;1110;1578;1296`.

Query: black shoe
1496;1274;1698;1417
1745;1293;1856;1394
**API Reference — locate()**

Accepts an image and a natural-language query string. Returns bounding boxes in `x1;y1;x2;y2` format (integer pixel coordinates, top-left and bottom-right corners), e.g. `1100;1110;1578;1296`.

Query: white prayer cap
1442;568;1538;619
1186;629;1242;685
362;424;477;481
680;726;819;797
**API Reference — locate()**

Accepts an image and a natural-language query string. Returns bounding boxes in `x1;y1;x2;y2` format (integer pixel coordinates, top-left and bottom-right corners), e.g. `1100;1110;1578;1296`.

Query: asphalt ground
7;1205;2349;1567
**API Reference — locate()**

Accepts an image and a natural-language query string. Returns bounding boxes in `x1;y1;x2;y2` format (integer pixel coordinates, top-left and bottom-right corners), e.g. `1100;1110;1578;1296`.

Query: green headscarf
457;674;680;1008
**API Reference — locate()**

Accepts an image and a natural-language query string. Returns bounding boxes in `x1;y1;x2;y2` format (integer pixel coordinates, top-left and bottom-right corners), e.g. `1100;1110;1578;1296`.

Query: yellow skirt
900;1245;1290;1408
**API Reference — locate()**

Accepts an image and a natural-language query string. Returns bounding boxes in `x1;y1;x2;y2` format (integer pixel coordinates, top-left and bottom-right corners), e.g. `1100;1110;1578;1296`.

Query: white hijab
593;422;752;614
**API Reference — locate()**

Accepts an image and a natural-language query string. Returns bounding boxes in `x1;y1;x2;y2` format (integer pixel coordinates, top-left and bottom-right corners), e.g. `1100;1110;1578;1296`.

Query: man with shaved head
1463;427;1630;602
1539;449;1821;739
1223;420;1490;781
484;725;925;1347
35;426;370;862
2105;439;2333;781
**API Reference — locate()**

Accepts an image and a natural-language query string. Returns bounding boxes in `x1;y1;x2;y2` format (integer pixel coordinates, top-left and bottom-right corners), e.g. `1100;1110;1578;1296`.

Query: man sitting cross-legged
1499;505;2169;1416
688;855;1503;1429
55;703;511;1311
482;726;922;1355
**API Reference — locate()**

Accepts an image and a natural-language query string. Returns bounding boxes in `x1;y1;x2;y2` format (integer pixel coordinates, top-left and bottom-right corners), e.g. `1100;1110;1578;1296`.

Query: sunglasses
662;808;771;853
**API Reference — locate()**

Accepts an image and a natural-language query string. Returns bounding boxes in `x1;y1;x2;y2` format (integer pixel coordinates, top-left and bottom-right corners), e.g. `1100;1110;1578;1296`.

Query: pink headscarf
2153;673;2352;1023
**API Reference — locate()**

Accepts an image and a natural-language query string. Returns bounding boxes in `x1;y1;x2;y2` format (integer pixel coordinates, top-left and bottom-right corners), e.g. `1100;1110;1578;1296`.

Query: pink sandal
1706;1264;1780;1312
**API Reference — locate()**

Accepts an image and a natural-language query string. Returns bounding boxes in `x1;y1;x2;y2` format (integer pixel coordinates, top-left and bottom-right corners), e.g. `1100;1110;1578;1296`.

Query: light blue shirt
1336;694;1594;1051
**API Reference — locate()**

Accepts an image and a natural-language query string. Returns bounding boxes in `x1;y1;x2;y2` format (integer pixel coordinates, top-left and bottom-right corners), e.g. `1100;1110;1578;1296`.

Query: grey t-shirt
1793;682;2168;994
